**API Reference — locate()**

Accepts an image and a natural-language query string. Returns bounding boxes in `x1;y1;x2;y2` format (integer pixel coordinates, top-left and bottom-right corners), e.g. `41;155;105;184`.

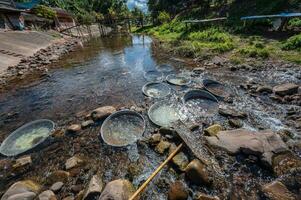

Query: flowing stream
0;34;300;199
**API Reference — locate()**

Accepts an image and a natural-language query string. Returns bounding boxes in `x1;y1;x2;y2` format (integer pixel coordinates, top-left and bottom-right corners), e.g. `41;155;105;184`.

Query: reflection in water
0;35;162;137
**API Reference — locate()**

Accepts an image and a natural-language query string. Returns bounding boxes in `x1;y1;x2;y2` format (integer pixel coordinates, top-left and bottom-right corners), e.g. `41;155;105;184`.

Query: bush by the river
282;34;301;51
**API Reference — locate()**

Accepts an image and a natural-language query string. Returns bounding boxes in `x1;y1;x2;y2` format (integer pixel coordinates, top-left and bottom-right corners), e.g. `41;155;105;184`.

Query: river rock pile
0;38;80;88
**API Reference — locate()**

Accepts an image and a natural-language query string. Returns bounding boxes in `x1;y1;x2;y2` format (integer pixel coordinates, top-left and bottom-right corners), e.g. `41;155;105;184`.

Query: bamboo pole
129;143;183;200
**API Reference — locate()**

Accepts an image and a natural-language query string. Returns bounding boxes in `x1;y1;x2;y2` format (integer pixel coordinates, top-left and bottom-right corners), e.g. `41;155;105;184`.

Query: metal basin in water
144;70;163;81
203;79;232;100
166;74;191;86
148;101;180;127
183;89;219;116
142;82;171;98
0;119;55;156
156;64;174;72
101;110;146;147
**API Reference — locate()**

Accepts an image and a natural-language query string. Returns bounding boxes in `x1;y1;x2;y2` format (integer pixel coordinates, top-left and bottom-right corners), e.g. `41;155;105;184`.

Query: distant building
0;0;24;30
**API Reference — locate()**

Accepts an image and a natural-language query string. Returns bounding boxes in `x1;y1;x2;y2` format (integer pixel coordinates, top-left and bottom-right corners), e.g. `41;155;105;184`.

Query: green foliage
288;18;301;28
41;0;130;23
282;34;301;51
238;45;269;58
32;5;56;20
187;28;233;43
158;11;171;24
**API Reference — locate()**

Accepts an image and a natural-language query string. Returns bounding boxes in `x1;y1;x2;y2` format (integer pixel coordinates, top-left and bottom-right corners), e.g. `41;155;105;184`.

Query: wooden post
129;143;183;200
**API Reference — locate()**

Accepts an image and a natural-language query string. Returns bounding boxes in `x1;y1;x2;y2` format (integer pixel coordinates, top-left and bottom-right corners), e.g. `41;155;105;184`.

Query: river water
0;34;300;199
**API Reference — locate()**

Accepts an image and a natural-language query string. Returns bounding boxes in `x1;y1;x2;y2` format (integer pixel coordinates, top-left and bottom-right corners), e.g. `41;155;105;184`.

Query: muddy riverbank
0;34;301;200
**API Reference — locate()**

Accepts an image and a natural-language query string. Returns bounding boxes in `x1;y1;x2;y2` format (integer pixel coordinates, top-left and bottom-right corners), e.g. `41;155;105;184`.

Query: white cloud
127;0;148;12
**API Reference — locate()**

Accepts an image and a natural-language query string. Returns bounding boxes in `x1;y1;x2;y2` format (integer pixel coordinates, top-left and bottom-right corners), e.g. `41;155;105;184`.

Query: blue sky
127;0;148;12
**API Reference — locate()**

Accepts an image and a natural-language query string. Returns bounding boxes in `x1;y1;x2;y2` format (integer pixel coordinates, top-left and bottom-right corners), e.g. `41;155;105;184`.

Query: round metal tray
166;74;191;86
0;119;55;157
142;82;171;98
183;89;219;116
203;79;232;100
101;110;146;147
148;101;180;127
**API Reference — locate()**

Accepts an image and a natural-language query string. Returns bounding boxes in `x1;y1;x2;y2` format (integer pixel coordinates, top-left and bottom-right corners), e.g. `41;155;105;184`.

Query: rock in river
83;175;103;200
1;180;41;200
204;124;223;136
228;119;243;128
168;181;188;200
184;159;211;185
91;106;116;121
262;181;295;200
205;129;288;166
197;193;220;200
273;83;299;96
155;140;171;154
169;143;189;171
81;120;94;128
67;124;81;133
98;179;135;200
50;182;64;193
38;190;57;200
65;156;84;170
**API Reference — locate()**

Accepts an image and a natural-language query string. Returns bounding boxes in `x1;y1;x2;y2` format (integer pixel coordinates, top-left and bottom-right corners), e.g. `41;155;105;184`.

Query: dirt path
0;31;63;75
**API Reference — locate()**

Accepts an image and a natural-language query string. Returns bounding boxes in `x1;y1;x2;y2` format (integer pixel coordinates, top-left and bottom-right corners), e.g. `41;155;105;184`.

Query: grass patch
238;45;269;58
134;24;235;57
282;34;301;51
134;20;301;64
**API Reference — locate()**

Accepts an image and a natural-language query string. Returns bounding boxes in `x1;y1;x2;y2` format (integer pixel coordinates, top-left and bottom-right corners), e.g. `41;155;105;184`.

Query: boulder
168;181;188;200
91;106;116;121
50;182;64;192
184;159;211;185
273;83;299;96
98;179;135;200
83;175;103;200
38;190;57;200
67;124;81;133
204;124;223;136
155;140;171;154
1;180;41;200
218;107;247;118
205;129;288;166
65;156;84;170
262;181;295;200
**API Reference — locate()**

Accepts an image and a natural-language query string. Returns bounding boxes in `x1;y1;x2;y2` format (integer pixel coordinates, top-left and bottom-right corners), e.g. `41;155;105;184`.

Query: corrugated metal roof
241;13;301;20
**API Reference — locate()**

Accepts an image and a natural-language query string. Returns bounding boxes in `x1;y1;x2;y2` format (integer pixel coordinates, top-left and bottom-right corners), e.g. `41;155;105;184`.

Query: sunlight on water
150;104;180;127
